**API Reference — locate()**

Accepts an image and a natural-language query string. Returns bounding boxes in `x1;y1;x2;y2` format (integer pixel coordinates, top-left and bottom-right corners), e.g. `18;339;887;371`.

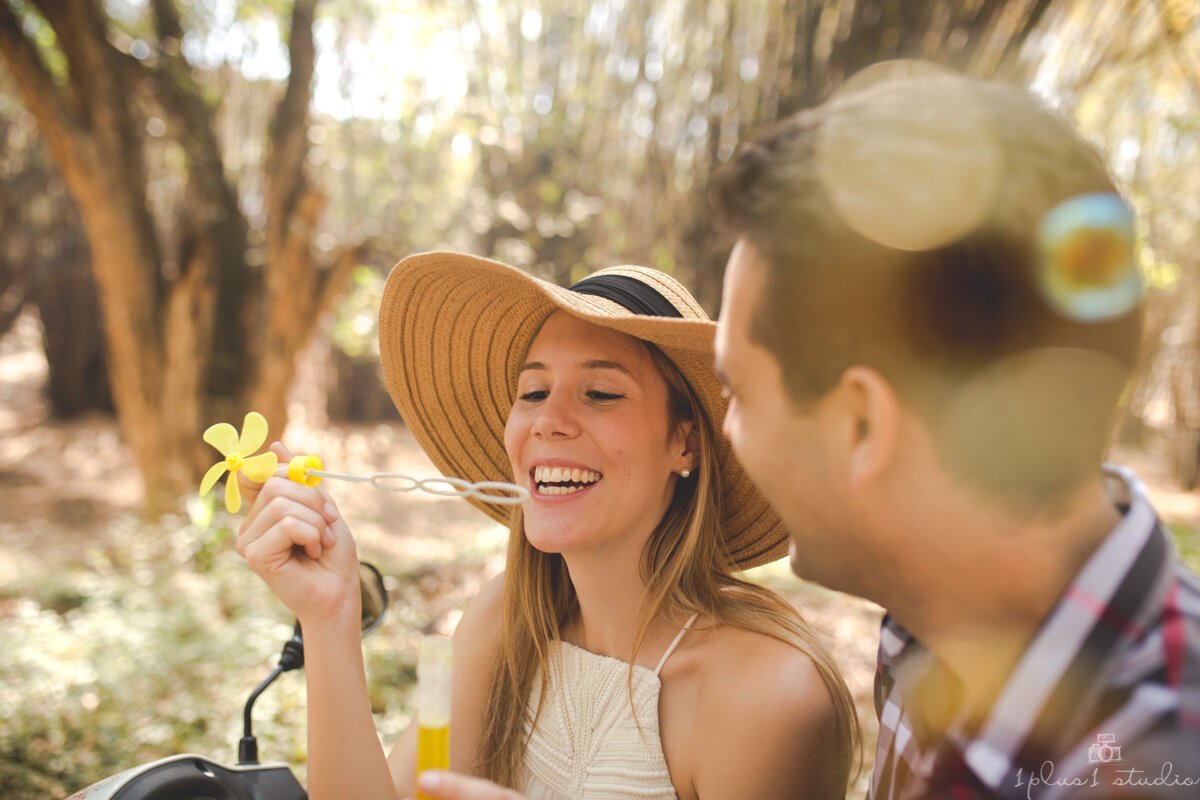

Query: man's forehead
720;242;766;330
715;241;763;381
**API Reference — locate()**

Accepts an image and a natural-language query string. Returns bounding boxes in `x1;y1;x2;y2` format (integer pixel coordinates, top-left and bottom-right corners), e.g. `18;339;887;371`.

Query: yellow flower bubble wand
198;411;529;513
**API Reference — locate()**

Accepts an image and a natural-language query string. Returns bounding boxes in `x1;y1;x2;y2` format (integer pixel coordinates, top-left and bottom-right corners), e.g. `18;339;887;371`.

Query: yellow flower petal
225;474;242;514
238;411;269;456
203;422;240;456
242;452;280;483
199;461;228;497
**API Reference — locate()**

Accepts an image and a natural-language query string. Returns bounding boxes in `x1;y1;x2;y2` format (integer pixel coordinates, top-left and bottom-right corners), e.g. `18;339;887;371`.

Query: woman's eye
588;391;625;402
518;390;549;402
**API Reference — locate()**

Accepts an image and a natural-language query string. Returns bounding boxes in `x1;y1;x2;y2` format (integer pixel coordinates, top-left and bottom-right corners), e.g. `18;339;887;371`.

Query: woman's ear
838;366;899;491
673;419;700;474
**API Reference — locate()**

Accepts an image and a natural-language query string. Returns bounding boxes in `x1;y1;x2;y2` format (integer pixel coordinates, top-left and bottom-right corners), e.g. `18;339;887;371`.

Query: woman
237;252;858;800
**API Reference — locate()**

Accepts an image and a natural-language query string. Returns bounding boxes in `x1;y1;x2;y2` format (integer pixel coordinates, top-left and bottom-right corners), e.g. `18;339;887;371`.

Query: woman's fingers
238;477;340;565
244;470;339;528
411;772;529;800
236;441;295;509
241;513;325;569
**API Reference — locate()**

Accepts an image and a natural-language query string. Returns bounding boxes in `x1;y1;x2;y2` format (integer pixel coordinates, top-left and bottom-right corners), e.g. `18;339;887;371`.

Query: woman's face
504;311;689;558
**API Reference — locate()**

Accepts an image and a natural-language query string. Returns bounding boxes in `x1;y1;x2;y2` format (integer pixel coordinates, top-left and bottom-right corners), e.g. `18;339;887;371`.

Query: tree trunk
0;0;359;513
34;256;113;419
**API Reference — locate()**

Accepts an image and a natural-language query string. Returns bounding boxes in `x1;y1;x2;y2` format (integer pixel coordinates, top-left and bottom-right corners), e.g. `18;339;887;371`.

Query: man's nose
531;393;580;439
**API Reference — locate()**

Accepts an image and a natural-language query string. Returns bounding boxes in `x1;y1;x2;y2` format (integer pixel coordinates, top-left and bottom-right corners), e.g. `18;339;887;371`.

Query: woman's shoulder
696;622;834;724
684;622;847;799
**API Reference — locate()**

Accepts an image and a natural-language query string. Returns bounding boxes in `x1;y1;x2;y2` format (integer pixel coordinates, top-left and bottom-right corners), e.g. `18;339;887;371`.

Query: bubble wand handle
415;636;452;800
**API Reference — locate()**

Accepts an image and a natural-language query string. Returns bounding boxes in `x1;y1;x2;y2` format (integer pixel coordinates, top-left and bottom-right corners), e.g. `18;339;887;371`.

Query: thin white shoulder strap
653;613;700;676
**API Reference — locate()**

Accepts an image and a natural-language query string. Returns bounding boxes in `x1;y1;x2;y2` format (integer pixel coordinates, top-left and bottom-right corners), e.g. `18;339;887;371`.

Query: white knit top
518;615;699;800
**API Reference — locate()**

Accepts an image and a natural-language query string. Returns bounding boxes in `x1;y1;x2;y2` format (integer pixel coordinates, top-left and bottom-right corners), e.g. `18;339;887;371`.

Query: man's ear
838;366;900;491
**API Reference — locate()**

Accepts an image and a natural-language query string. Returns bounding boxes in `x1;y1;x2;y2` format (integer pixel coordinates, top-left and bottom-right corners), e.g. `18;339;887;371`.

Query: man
707;68;1200;798
415;68;1200;800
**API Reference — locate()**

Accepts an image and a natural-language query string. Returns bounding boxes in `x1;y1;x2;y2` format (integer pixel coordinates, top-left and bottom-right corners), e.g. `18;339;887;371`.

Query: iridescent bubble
1037;193;1141;322
815;67;1004;251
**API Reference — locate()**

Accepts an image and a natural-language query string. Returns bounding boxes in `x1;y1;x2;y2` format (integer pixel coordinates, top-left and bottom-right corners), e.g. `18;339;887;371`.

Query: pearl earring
680;469;691;478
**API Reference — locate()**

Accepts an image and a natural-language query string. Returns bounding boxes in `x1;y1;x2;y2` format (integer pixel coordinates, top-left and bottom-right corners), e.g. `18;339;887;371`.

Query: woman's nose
531;393;580;439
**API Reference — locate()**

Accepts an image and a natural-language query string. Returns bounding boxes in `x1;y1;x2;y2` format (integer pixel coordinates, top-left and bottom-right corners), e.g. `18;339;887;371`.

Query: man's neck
886;476;1124;724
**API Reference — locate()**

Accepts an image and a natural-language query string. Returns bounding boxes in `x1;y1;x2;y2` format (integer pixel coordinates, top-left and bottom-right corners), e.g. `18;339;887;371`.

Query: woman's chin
523;516;583;555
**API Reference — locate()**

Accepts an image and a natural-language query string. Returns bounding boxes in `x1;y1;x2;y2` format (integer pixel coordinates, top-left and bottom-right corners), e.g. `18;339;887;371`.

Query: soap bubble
815;64;1004;251
1037;193;1141;322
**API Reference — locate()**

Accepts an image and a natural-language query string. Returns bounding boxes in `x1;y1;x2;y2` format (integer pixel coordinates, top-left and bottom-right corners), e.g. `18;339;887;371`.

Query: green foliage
0;513;417;800
329;265;385;361
1170;523;1200;575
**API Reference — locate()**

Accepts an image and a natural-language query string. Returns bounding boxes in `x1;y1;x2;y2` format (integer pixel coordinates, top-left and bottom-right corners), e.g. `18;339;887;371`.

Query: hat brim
378;251;787;568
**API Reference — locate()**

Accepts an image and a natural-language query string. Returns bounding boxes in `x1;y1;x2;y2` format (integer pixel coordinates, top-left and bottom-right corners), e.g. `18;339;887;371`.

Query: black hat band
568;274;684;319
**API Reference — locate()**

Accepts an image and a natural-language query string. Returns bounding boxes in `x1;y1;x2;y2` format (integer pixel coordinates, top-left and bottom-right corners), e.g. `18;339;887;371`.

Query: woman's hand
236;442;361;628
409;771;530;800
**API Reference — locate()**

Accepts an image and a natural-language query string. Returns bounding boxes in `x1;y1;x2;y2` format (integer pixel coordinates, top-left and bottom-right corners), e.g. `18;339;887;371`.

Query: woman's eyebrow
583;359;635;378
517;359;636;378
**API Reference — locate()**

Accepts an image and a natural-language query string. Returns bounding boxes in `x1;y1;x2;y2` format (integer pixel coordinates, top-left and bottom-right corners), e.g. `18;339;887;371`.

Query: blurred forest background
0;0;1198;798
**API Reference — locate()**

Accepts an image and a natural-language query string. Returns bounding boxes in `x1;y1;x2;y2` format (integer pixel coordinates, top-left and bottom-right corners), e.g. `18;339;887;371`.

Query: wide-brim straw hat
378;251;786;569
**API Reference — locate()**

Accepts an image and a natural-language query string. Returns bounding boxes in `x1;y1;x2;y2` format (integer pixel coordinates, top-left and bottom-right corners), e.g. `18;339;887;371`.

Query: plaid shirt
870;465;1200;800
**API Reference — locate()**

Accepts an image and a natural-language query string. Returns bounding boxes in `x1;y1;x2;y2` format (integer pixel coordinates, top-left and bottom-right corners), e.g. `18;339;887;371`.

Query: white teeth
536;483;586;496
531;466;603;490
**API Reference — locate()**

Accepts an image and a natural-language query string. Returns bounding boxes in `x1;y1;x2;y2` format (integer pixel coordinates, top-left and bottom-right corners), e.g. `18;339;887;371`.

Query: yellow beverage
416;724;450;799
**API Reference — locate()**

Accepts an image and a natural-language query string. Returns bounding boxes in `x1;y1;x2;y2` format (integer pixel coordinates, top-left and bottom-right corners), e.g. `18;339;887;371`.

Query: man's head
713;67;1143;588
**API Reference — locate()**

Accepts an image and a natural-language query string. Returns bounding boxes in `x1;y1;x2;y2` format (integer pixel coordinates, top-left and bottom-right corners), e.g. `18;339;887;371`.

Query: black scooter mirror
358;561;388;638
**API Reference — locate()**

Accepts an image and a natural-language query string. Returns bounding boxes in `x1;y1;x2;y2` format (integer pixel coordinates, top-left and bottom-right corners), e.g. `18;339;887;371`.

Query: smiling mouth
531;465;603;496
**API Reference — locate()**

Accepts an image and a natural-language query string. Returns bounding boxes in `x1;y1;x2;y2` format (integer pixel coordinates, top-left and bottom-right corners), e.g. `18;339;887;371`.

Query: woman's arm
238;446;506;800
237;444;397;800
388;573;506;794
303;603;399;800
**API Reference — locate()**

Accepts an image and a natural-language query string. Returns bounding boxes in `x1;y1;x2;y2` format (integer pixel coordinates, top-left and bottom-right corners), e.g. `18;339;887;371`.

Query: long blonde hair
477;340;860;788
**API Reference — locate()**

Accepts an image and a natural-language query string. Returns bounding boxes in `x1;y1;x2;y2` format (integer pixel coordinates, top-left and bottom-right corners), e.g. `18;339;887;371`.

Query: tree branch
265;0;318;243
1152;0;1200;105
150;0;184;42
994;0;1056;74
0;1;86;146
